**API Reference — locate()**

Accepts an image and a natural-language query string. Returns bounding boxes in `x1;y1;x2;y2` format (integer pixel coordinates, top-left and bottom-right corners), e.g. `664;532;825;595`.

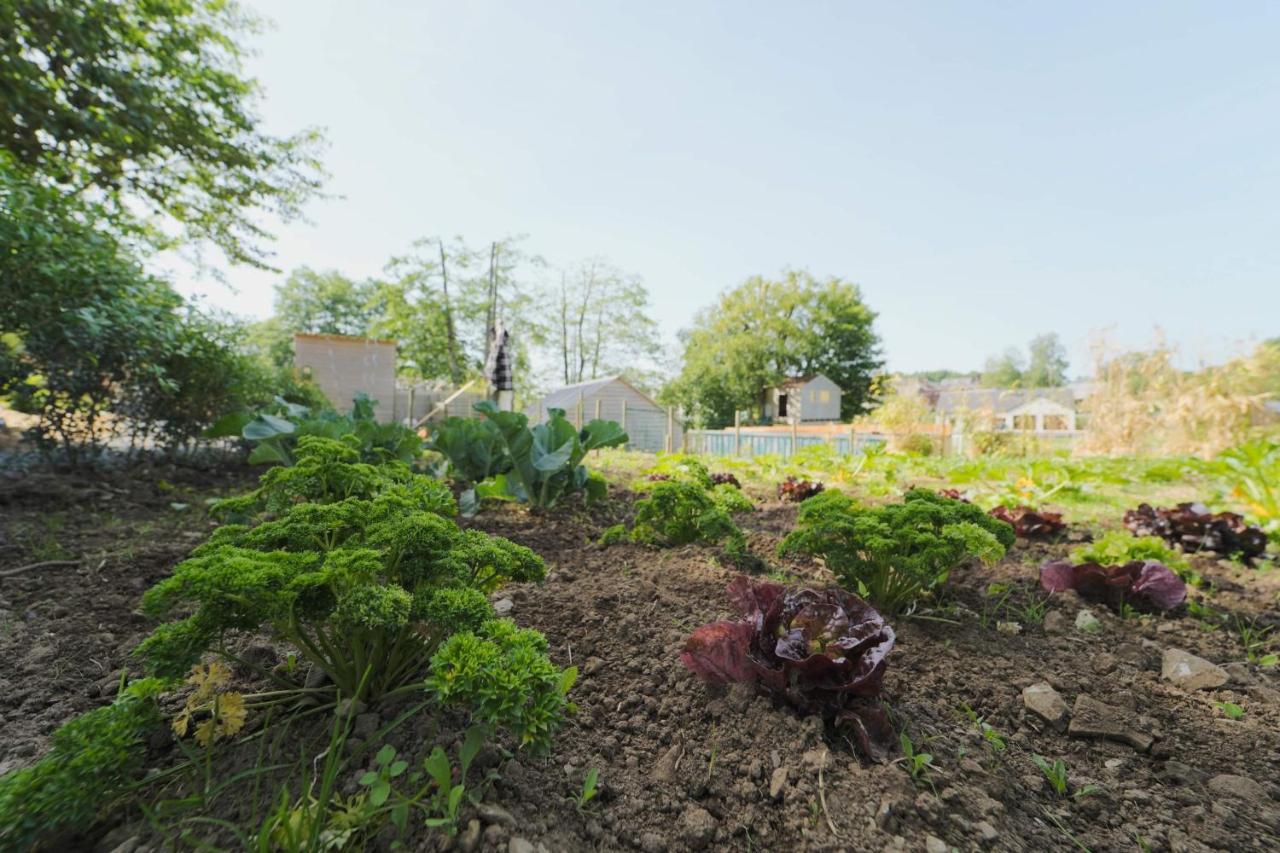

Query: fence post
594;398;601;422
620;400;628;449
790;418;798;459
665;407;674;453
734;411;741;457
407;385;416;426
576;395;584;429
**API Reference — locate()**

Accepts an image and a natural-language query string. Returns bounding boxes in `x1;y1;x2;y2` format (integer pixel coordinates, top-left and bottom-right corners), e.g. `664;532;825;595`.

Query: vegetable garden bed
1;458;1278;851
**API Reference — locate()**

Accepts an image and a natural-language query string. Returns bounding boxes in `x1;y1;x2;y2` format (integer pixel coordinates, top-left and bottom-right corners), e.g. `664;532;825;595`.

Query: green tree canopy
0;0;326;267
664;270;882;428
981;333;1070;388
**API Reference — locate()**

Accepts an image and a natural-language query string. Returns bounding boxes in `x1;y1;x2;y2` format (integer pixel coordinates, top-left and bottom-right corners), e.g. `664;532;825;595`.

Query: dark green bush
780;488;1014;612
136;436;551;704
628;480;749;564
0;679;164;851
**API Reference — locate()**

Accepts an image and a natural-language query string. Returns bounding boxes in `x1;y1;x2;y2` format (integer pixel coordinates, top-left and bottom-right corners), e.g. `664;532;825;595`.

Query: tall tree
981;348;1025;388
551;258;662;386
272;268;380;337
665;270;882;428
0;0;325;267
1024;333;1070;387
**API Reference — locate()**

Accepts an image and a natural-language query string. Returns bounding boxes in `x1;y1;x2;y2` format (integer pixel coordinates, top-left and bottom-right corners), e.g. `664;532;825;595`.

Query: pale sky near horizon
172;1;1280;377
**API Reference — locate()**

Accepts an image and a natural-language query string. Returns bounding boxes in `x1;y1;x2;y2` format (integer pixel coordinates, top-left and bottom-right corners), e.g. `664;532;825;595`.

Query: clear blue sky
176;0;1280;376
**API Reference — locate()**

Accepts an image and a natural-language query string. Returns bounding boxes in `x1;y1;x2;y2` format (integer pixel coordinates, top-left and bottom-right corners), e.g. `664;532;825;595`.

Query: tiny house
293;333;397;421
763;374;842;423
530;375;677;452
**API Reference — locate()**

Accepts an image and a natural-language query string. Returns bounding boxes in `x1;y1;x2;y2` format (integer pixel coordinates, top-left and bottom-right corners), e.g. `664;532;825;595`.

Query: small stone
996;621;1022;635
493;598;514;616
482;824;507;846
1075;609;1101;633
651;742;682;782
1043;610;1069;634
335;697;366;718
458;819;482;853
925;835;948;853
582;657;604;676
769;766;789;800
1162;648;1228;691
478;803;517;827
639;832;667;853
975;820;998;842
1022;682;1069;732
1207;774;1267;802
1223;662;1252;686
508;838;535;853
1092;653;1117;675
1068;694;1153;751
679;806;716;850
352;712;380;740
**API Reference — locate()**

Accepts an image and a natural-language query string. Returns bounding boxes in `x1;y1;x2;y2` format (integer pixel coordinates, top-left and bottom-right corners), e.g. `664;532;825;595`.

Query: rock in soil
1067;693;1154;752
678;806;716;850
1161;648;1229;691
1022;681;1070;731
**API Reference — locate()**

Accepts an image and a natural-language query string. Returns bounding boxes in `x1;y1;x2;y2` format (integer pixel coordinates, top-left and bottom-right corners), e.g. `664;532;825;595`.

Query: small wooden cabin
763;374;843;423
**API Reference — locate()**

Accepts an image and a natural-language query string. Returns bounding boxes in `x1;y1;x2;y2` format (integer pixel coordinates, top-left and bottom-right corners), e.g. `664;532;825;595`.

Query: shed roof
536;375;663;412
935;387;1076;415
775;373;834;390
294;332;397;347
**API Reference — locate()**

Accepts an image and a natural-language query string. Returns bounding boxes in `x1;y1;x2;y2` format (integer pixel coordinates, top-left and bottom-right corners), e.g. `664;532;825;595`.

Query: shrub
780;489;1014;612
136;437;549;704
0;679;165;851
682;576;896;760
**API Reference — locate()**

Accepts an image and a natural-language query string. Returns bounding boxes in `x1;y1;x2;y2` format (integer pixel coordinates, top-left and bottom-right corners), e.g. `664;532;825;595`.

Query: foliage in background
0;155;281;462
1078;340;1279;457
781;489;1014;612
0;0;326;267
470;402;627;510
1217;440;1280;538
663;270;883;427
681;576;896;760
0;678;165;851
981;333;1070;389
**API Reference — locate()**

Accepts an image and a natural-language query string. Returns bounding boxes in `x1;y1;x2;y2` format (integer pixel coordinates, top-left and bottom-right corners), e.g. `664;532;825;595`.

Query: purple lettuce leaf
1039;559;1186;612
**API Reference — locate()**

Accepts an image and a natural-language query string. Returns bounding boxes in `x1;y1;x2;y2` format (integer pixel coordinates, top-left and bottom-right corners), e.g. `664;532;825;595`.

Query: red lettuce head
989;505;1067;539
681;576;895;759
1124;502;1268;563
1039;559;1186;612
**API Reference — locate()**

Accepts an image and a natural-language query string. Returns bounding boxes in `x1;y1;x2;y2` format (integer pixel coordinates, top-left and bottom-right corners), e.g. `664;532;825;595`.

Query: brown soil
2;471;1279;852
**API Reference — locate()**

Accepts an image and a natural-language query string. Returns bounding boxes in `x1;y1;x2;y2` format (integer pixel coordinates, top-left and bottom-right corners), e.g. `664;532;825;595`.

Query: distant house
530;375;677;453
762;374;842;423
293;333;397;421
935;387;1078;432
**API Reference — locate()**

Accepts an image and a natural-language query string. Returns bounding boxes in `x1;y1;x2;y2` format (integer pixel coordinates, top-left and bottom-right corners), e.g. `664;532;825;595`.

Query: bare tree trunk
559;274;571;385
438;239;462;385
574;261;596;383
590;301;606;379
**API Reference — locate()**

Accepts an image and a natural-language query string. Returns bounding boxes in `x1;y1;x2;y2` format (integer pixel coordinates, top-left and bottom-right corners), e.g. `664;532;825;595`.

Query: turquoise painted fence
686;430;887;458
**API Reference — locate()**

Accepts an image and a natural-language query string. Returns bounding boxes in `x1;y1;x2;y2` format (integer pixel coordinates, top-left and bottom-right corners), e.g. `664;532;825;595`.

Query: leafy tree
1024;333;1070;387
0;155;268;461
981;348;1025;388
551;257;662;386
981;333;1069;388
272;267;381;338
0;0;326;267
665;270;882;427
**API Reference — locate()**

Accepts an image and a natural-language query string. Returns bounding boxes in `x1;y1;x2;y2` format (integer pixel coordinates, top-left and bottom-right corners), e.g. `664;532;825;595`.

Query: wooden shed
762;374;842;423
530;375;679;452
293;333;398;421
